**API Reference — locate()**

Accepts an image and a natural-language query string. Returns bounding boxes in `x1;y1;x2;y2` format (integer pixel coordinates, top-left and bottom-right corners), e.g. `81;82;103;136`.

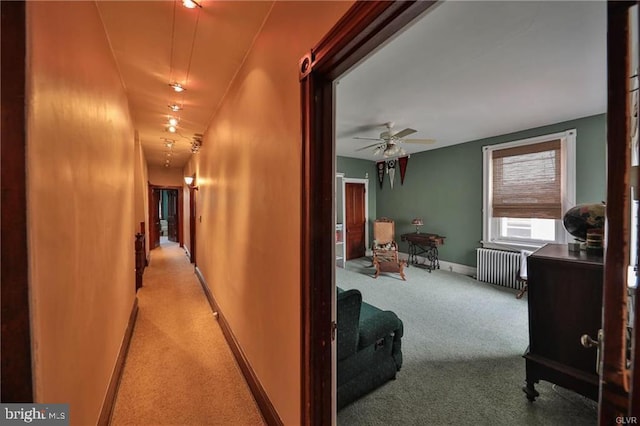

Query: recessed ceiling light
168;104;182;112
167;125;177;133
182;0;202;9
168;117;179;126
169;83;185;93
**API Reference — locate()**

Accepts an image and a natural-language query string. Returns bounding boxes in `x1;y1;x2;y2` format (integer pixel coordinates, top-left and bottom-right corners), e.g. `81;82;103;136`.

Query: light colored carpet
111;242;265;426
337;258;598;426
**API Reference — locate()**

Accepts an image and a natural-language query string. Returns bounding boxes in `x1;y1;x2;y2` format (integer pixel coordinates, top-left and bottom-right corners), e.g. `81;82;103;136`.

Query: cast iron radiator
476;248;523;290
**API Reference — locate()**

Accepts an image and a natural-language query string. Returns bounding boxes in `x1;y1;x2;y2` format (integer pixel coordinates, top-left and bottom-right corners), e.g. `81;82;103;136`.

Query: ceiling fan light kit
353;122;435;159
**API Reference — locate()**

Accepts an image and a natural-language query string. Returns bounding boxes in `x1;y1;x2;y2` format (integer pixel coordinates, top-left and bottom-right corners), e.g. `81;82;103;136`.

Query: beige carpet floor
111;242;265;425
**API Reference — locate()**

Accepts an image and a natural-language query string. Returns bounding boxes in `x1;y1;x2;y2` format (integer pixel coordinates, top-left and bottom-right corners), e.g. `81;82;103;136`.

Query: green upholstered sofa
337;288;403;410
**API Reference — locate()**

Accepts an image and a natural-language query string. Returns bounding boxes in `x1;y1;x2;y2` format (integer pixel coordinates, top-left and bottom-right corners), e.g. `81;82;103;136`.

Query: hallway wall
148;165;184;187
26;2;136;424
185;1;353;423
134;133;150;259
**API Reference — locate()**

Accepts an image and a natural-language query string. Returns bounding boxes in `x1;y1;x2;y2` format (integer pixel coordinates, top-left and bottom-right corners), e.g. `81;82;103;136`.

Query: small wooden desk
400;233;445;272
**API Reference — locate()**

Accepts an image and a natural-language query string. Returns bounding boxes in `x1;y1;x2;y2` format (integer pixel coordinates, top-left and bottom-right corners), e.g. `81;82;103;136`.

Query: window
482;130;576;251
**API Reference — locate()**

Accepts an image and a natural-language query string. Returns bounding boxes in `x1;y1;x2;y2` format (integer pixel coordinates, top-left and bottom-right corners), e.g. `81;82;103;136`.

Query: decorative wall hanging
377;161;385;189
387;159;396;189
398;156;409;185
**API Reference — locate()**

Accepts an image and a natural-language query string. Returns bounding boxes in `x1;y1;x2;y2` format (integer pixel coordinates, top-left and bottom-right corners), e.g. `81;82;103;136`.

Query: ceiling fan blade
355;143;383;151
403;138;436;144
392;128;417;139
353;136;382;141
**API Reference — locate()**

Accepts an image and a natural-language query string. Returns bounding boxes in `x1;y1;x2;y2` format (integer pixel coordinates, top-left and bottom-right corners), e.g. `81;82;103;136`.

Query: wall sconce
184;174;198;189
411;218;424;233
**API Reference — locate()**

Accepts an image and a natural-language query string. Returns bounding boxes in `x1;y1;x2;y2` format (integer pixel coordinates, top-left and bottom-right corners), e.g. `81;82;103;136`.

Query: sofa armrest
337;289;362;361
358;310;403;349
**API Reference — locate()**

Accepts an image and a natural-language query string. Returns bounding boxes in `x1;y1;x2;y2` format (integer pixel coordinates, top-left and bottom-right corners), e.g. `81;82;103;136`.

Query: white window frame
482;129;576;252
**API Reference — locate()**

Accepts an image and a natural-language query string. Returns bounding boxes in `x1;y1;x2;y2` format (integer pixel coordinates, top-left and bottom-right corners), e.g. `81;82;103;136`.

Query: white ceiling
336;1;607;161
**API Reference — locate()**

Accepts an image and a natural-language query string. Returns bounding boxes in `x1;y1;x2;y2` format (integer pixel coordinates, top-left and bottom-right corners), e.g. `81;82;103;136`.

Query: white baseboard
438;260;477;277
397;251;476;277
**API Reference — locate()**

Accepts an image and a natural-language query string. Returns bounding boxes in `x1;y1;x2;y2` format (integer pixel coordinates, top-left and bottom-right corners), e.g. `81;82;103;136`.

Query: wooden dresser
523;243;603;401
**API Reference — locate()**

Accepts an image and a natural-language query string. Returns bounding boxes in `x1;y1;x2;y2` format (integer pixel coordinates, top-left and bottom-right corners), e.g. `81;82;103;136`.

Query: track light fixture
169;82;185;92
164;0;202;162
191;133;203;153
182;0;202;9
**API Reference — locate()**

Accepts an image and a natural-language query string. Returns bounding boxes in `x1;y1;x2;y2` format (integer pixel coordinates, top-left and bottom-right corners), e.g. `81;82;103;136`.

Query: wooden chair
372;218;406;280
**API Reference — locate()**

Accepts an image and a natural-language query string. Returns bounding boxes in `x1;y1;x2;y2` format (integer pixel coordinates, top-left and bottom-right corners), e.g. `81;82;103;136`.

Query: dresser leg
522;380;539;401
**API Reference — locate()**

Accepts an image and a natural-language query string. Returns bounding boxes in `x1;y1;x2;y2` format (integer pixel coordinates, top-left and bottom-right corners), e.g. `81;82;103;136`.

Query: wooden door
150;187;161;249
345;183;365;260
167;189;178;242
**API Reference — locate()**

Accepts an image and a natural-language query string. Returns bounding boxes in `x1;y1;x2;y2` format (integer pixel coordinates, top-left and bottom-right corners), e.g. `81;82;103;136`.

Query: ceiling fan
354;122;435;158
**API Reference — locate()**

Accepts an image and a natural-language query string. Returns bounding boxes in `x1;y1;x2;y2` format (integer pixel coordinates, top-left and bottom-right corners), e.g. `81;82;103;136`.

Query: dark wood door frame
148;183;184;248
299;2;437;423
602;1;637;420
1;0;33;402
149;186;161;249
300;0;637;424
188;187;197;264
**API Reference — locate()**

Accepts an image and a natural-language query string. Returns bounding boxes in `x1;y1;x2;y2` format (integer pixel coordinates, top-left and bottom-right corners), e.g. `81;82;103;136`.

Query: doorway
300;1;638;424
159;189;178;244
148;184;183;250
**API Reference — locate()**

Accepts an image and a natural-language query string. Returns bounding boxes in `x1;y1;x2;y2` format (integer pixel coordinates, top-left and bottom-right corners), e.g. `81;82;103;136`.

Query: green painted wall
373;113;606;267
336;156;377;242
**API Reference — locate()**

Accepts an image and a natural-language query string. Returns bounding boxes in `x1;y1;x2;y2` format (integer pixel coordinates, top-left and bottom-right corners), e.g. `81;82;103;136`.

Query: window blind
492;139;562;219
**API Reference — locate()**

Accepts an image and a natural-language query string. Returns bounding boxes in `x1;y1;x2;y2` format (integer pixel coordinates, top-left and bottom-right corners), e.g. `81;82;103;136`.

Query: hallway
111;243;264;425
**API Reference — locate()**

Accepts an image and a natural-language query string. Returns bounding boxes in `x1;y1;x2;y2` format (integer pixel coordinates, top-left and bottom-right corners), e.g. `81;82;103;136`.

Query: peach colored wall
148;165;184;187
135;134;150;258
188;2;353;423
26;2;136;425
